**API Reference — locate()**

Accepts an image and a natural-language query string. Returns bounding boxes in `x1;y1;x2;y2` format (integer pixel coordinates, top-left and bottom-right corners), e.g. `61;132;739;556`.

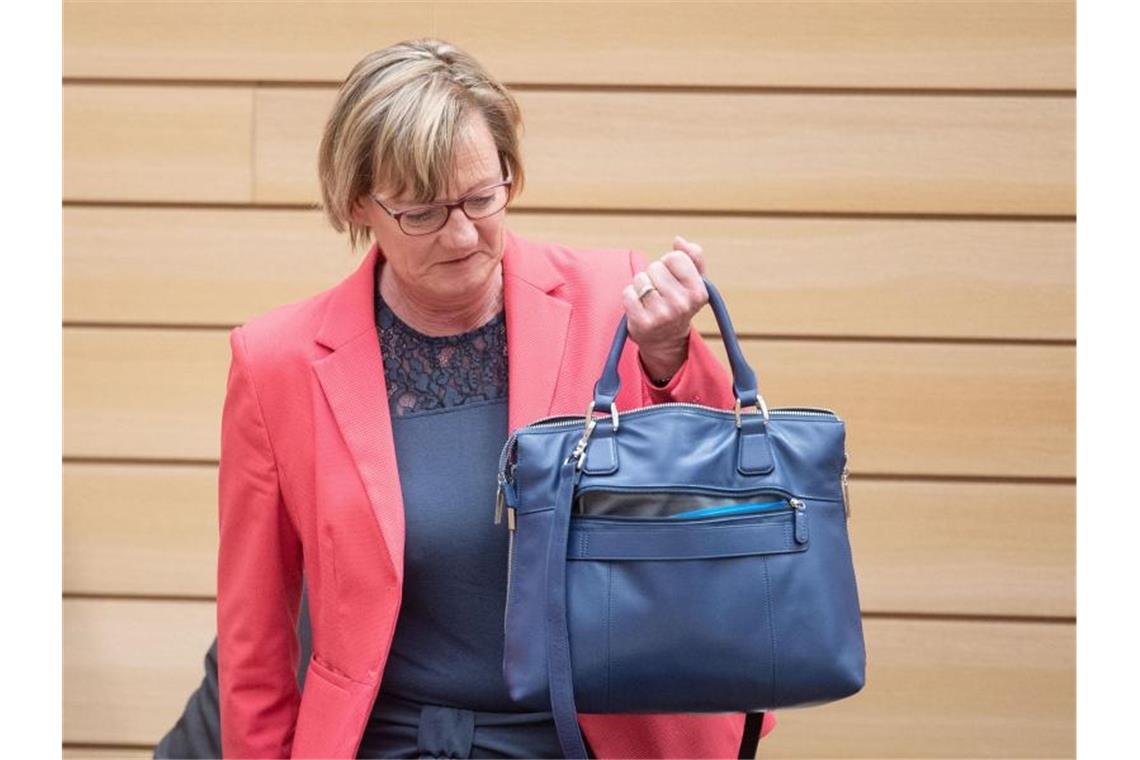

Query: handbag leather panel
566;511;807;561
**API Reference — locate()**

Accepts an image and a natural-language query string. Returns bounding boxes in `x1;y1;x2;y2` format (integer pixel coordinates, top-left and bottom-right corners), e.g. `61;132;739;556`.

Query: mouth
445;252;479;264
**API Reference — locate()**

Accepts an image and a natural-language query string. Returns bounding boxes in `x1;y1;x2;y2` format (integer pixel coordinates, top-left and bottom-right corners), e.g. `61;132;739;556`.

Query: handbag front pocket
563;501;808;712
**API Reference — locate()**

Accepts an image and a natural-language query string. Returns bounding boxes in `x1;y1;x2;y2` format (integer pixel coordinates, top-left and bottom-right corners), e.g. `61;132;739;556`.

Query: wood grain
61;598;1074;755
64;462;218;597
64;207;1074;340
62;327;1074;476
63;1;1074;90
62;462;1073;617
759;617;1075;758
63;85;253;202
63;748;153;759
63;598;217;747
254;87;1075;214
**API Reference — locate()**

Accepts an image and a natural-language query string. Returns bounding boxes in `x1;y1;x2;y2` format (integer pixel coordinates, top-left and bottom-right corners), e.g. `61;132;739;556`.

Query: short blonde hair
318;38;525;250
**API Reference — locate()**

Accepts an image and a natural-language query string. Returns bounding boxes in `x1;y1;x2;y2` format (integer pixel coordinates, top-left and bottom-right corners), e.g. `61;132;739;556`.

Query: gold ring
636;283;657;300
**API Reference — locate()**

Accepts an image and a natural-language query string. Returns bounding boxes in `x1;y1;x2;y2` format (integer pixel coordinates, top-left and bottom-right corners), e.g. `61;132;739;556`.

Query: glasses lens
463;184;510;220
399;206;449;235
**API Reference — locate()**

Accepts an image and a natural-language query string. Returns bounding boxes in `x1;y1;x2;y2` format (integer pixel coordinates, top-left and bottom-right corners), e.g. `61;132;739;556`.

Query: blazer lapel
312;246;405;582
310;229;570;585
502;229;573;431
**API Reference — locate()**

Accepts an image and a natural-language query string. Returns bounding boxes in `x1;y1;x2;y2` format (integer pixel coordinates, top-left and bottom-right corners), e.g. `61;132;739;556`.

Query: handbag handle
592;276;766;419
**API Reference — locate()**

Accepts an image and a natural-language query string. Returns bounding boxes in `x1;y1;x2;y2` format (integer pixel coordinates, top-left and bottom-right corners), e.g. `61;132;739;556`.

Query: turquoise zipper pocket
667;498;790;520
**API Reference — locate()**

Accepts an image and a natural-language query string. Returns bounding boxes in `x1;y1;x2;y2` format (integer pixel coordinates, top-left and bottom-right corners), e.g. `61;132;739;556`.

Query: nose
438;205;480;250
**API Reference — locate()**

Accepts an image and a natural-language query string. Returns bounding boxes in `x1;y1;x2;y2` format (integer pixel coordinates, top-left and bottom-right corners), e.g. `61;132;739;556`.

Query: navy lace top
376;287;508;418
357;259;564;759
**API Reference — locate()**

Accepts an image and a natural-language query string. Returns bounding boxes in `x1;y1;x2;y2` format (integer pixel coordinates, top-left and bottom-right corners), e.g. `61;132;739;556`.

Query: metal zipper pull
507;506;516;531
494;475;505;526
790;498;808;544
841;460;851;521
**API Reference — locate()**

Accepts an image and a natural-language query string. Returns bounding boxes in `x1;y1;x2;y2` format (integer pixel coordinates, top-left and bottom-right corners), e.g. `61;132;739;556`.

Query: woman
216;38;776;758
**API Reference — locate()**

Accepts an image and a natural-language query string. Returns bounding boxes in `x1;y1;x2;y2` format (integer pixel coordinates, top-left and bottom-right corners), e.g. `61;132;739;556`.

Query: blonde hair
318;38;525;250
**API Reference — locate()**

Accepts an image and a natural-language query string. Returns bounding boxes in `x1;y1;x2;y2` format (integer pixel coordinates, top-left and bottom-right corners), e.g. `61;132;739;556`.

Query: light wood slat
64;599;216;747
63;1;1075;90
254;87;1074;215
64;84;253;202
63;1;434;83
63;461;1073;617
63;327;1073;477
254;87;329;204
440;1;1075;90
62;598;1074;755
849;480;1073;617
518;215;1076;341
64;207;1074;340
63;207;356;326
761;618;1075;758
709;339;1074;479
64;462;218;597
63;328;231;461
63;748;153;759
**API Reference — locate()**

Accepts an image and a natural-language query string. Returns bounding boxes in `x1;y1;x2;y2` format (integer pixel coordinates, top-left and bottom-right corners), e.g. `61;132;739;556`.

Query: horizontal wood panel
63;85;252;202
63;207;356;326
761;617;1075;758
849;480;1073;617
60;84;1074;215
62;598;1074;755
64;207;1075;340
63;748;153;759
63;1;1075;90
707;339;1074;478
63;462;1073;617
64;329;232;461
64;462;218;597
256;87;1075;215
64;598;217;747
63;327;1074;477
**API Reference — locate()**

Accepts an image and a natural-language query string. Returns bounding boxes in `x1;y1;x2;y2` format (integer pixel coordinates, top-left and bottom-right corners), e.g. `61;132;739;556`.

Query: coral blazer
216;228;777;758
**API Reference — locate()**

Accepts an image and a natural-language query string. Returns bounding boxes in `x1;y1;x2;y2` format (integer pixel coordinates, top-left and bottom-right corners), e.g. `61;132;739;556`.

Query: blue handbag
495;278;866;759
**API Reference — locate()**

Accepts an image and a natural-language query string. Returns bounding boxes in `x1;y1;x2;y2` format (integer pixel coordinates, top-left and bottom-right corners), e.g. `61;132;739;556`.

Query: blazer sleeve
217;326;305;758
628;249;738;410
154;587;315;759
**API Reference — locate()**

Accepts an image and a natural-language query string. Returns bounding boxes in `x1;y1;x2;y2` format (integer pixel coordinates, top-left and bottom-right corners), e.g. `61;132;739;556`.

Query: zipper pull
507;506;516;532
790;498;808;544
494;475;505;526
841;459;852;521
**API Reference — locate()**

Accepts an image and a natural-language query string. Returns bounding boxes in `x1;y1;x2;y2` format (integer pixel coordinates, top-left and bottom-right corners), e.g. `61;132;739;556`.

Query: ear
347;196;372;226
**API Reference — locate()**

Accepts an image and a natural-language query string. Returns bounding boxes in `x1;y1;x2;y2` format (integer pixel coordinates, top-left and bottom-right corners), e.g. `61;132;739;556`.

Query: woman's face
354;111;508;303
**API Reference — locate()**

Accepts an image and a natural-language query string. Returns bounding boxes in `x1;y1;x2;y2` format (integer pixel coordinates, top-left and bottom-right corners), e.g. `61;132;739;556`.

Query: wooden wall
62;2;1075;757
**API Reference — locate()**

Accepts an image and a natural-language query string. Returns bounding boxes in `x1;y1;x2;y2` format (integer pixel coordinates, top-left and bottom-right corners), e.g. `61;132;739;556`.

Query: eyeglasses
370;170;513;236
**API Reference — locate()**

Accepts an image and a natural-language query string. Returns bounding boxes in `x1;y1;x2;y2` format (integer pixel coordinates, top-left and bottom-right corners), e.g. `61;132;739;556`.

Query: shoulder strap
546;458;590;758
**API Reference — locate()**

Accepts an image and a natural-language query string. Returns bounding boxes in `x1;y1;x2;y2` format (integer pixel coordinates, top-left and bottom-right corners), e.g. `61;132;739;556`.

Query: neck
379;264;504;337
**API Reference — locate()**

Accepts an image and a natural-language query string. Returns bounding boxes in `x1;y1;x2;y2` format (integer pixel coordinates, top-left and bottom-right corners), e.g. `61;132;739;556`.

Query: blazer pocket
291;656;357;758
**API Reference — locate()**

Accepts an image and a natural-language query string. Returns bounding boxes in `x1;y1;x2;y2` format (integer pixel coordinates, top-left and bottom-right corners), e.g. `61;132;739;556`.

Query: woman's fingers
672;235;707;276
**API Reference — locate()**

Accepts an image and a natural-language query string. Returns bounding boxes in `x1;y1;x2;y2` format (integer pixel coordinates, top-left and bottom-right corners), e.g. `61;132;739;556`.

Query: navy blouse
357;260;564;759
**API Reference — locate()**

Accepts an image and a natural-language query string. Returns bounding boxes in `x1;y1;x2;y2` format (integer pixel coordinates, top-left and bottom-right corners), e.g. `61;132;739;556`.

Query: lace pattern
374;264;508;418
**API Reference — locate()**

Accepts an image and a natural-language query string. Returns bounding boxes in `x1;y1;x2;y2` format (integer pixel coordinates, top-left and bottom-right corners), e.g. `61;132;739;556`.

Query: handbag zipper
575;496;804;523
494;404;838;524
571;497;808;543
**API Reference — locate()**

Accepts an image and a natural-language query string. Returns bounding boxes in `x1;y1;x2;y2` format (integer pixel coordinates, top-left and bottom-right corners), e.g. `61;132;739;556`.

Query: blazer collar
311;228;572;582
